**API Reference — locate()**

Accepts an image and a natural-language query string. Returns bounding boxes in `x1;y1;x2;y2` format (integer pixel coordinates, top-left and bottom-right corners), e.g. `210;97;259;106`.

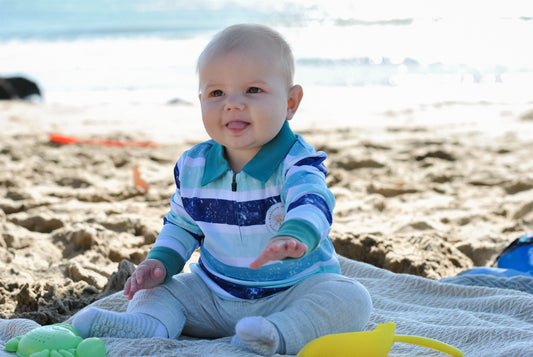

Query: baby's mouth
226;121;250;130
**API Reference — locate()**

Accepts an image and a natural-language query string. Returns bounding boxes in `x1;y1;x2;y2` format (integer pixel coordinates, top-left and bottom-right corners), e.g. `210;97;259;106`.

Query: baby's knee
346;279;372;321
321;276;372;331
345;278;372;308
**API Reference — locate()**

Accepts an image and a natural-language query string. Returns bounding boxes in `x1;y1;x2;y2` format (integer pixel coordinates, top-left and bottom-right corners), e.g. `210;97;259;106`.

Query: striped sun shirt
147;122;341;300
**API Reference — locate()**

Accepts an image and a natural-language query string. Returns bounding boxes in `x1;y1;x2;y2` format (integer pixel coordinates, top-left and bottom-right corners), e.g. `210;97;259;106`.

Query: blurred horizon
1;0;532;105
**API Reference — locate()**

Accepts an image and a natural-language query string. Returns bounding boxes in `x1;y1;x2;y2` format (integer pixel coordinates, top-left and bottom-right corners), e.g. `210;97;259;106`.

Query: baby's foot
72;307;168;339
231;316;280;356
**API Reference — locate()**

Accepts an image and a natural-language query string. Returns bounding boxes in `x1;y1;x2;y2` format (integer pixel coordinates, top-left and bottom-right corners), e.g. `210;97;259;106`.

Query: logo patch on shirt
265;202;285;234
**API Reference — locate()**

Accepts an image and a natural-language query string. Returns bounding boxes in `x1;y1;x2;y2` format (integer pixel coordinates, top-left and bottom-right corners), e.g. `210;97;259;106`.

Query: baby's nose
224;93;245;111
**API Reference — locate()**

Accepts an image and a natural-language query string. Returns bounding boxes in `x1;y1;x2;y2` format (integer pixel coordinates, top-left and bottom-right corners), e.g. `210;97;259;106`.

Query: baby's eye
247;87;263;94
210;89;224;97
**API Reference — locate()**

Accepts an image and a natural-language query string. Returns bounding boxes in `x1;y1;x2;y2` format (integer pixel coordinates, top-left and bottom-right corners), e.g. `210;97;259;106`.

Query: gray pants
128;272;372;354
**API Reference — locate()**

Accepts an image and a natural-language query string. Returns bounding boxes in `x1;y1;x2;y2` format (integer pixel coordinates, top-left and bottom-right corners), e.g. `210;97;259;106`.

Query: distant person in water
73;23;372;356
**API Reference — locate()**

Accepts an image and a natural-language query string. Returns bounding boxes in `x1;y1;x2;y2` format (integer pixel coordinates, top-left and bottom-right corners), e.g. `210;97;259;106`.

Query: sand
1;97;533;326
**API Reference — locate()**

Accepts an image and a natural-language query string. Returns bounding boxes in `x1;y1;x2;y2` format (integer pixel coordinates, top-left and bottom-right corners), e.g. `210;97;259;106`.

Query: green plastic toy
4;323;106;357
296;322;463;357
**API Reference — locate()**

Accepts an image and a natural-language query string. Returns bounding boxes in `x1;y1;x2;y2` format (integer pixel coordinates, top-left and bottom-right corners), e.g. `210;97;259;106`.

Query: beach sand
1;97;533;325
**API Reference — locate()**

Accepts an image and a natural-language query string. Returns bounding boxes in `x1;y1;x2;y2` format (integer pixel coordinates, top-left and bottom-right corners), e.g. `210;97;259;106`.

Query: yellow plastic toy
296;322;463;357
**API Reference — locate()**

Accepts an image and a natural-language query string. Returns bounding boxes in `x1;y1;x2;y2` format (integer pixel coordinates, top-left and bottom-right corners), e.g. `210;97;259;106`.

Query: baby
73;24;372;356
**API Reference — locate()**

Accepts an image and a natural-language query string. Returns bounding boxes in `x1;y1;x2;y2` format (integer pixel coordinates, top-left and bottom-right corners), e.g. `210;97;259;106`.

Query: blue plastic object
496;232;533;273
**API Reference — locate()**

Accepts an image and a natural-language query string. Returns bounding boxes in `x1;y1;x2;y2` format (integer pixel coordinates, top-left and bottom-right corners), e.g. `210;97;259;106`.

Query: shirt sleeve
276;149;335;254
146;154;205;281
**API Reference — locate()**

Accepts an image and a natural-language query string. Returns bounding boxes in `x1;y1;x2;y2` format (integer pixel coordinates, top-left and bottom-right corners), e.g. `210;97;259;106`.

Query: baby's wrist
272;235;300;243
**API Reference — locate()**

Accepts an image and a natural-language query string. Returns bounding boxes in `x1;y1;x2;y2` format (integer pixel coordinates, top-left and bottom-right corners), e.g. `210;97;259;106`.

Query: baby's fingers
123;277;131;296
249;243;287;269
249;251;275;270
151;267;164;282
287;241;307;258
123;276;138;300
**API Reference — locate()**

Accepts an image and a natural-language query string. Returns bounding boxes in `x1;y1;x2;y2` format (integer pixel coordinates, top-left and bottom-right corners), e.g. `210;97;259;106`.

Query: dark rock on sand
0;76;42;100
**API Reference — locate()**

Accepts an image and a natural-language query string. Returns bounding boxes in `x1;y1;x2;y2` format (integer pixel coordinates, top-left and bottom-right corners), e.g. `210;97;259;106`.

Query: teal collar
202;121;297;185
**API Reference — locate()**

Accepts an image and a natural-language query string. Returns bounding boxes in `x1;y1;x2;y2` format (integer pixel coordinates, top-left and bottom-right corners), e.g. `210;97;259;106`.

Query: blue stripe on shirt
294;156;328;176
288;193;333;225
199;259;290;299
183;195;281;226
163;217;205;245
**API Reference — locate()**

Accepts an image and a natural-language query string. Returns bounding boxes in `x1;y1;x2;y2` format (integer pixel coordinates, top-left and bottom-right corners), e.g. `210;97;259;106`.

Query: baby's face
198;46;294;165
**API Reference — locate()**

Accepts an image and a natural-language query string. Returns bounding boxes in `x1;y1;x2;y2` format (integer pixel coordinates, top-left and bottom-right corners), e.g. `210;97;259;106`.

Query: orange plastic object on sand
133;166;150;192
296;322;463;357
49;134;158;147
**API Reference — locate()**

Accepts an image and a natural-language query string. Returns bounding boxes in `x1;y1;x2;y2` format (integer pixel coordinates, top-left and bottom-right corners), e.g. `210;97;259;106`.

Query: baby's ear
286;85;303;120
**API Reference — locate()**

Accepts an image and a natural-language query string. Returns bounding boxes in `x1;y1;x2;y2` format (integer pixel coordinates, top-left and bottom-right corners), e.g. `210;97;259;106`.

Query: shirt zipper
231;172;243;242
232;173;237;192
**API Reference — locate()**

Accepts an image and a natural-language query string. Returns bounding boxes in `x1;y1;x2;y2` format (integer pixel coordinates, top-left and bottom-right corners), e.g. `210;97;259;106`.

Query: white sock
72;307;168;339
231;316;280;356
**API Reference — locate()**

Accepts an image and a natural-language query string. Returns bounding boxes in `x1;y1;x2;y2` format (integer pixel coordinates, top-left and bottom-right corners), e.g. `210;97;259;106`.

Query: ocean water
1;0;533;106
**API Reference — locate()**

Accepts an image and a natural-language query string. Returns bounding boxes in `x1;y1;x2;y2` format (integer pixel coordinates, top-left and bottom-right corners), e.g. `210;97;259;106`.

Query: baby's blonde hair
197;24;295;89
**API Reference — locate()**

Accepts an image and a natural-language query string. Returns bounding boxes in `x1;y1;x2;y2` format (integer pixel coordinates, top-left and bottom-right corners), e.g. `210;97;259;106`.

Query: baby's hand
250;236;308;269
123;259;166;300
